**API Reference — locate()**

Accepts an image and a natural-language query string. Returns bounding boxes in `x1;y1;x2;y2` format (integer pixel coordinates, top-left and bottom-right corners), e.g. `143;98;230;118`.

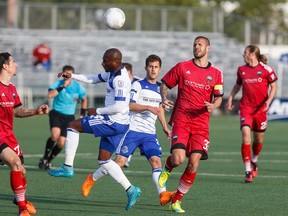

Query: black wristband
56;86;64;92
80;108;87;116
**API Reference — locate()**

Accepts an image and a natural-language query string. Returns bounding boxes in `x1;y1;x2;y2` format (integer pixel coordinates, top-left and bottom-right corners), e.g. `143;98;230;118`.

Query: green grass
0;115;287;215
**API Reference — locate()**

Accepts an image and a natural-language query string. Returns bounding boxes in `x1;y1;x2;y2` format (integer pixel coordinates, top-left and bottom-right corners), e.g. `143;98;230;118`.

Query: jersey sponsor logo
243;78;258;84
270;74;276;81
184;80;204;89
0;101;14;107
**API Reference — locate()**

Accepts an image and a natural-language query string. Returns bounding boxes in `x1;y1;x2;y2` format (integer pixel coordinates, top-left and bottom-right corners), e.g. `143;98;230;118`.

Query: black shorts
0;143;24;165
49;109;75;137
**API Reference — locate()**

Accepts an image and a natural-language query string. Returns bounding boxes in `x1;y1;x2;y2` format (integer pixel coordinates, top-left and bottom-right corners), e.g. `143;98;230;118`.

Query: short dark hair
145;54;162;67
0;52;11;69
62;65;74;73
123;62;132;73
195;36;210;46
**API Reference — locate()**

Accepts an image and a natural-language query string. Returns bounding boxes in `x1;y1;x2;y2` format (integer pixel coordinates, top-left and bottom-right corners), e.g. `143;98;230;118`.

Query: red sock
241;143;251;163
252;142;263;158
10;171;26;212
165;155;173;172
172;168;196;203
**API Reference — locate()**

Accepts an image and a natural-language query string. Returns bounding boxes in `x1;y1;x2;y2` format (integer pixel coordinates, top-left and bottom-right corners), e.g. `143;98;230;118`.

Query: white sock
64;128;79;166
152;168;166;194
99;159;131;190
244;161;251;172
92;167;108;181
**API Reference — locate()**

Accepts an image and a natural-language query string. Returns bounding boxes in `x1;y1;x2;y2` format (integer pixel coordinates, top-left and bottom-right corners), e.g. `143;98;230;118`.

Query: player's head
0;52;17;76
145;54;162;81
193;36;210;59
62;65;74;80
244;45;267;64
102;48;122;72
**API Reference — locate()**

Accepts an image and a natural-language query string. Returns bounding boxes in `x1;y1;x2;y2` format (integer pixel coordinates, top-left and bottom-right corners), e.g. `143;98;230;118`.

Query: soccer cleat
158;168;171;188
19;209;30;216
48;164;74;178
245;171;253;183
81;174;95;197
13;199;36;215
26;201;36;215
251;162;258;178
38;158;51;170
169;200;185;213
159;190;177;206
125;185;141;210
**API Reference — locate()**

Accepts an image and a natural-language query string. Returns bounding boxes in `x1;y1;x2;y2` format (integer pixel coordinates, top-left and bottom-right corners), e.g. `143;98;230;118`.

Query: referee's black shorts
49;109;75;137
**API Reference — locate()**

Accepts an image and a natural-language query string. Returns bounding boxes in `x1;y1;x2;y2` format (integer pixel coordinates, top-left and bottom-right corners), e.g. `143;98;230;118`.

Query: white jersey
71;67;131;124
129;78;162;134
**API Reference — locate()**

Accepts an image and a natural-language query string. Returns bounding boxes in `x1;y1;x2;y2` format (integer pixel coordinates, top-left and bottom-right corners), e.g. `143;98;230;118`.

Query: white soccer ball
103;7;126;30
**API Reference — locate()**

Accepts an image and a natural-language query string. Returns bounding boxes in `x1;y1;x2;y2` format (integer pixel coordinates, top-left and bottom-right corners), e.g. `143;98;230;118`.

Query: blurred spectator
32;42;52;71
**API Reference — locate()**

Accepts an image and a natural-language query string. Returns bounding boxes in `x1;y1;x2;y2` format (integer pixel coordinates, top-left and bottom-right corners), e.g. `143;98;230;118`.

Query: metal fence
1;2;287;45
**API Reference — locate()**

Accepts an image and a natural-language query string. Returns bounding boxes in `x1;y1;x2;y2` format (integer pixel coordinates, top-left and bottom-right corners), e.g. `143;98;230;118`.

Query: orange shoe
159;190;177;206
26;201;36;215
19;209;30;216
81;174;95;197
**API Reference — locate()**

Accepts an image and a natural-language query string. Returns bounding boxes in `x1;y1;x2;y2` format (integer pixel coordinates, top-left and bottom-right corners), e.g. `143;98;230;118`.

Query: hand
163;127;171;140
37;104;49;114
58;72;71;78
162;99;174;112
263;101;270;112
87;107;97;115
226;98;234;111
204;101;215;113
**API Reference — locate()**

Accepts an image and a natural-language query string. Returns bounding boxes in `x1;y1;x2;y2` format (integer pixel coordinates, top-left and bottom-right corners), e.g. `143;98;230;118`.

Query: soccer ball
103;8;126;30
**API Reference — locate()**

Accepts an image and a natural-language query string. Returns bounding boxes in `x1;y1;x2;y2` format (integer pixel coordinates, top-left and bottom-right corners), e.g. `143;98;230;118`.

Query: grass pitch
0;115;287;215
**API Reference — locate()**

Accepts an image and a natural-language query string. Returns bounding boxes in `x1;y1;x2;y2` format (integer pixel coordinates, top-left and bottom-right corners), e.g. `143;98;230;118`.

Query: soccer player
38;65;87;170
226;45;277;183
158;36;224;213
81;54;176;206
48;48;141;210
0;52;49;216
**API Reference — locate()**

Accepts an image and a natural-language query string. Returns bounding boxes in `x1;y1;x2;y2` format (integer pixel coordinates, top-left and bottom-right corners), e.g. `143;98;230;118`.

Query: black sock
43;137;55;159
47;145;62;163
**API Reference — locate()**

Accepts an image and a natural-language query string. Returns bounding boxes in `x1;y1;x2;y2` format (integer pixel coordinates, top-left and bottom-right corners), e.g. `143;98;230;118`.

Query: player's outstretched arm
14;104;49;118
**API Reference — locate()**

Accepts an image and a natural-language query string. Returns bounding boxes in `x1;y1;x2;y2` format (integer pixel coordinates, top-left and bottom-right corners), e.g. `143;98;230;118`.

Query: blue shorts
116;130;162;160
81;114;129;153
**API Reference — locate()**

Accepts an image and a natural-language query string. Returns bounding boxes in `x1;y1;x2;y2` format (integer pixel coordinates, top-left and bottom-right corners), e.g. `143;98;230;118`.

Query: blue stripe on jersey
98;74;105;82
115;96;126;101
139;78;160;94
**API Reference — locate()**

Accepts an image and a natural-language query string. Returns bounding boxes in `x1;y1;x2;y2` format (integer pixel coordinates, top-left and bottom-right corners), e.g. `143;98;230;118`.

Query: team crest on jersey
12;93;16;99
118;80;124;88
206;76;213;84
257;71;262;76
121;145;129;154
172;135;178;142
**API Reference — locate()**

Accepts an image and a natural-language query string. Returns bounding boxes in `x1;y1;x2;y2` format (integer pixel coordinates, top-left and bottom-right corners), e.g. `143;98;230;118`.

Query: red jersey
33;44;51;63
237;62;277;114
0;82;22;138
162;59;224;129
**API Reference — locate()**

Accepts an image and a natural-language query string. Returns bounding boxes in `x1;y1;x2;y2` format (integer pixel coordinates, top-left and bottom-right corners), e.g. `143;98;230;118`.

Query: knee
171;155;185;167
